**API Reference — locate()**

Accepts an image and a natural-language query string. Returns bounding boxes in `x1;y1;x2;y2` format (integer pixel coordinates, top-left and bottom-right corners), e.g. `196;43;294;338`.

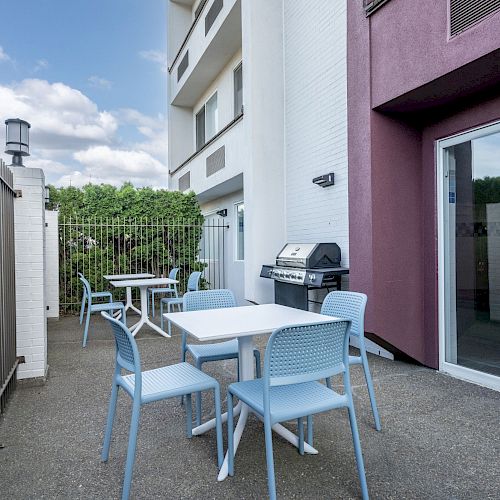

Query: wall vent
177;51;189;81
206;145;225;177
205;0;223;35
450;0;500;36
179;171;191;191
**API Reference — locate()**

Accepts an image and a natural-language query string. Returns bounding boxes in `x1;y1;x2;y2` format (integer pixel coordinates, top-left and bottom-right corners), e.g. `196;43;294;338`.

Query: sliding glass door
439;122;500;390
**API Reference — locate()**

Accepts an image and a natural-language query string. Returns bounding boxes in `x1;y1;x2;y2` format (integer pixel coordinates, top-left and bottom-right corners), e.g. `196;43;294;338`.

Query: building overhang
196;173;243;204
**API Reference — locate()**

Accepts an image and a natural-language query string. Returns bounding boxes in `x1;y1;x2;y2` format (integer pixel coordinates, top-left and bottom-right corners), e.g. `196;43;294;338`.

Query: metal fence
59;217;227;314
0;159;17;413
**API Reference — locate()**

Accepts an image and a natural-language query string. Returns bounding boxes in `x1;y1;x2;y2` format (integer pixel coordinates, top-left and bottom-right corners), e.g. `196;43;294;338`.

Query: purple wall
347;0;500;367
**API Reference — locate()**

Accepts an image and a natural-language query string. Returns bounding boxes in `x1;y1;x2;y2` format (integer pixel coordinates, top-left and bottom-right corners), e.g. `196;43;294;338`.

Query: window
195;92;218;151
235;202;244;261
234;63;243;117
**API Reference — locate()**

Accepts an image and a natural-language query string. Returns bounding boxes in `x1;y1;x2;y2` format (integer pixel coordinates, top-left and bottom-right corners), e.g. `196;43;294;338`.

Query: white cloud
33;59;49;72
0;79;118;150
0;46;11;62
64;145;168;187
88;75;113;89
0;78;167;188
139;50;168;73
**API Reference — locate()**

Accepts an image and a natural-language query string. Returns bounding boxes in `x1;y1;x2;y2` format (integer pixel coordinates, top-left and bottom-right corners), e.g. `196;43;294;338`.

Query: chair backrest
78;273;92;297
186;271;202;292
101;312;141;377
169;267;180;280
183;288;236;312
321;291;367;338
264;320;351;388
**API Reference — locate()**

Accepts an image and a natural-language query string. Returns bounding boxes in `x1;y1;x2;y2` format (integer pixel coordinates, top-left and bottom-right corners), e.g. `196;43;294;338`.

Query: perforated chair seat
187;339;260;363
229;379;348;424
120;362;220;404
91;302;125;312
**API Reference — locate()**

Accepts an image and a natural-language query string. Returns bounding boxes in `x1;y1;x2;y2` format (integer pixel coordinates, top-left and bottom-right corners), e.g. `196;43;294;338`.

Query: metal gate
0;159;17;413
59;217;227;314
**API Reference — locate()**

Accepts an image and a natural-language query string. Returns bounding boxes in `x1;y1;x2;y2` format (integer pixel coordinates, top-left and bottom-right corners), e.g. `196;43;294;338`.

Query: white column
11;167;48;380
44;210;59;318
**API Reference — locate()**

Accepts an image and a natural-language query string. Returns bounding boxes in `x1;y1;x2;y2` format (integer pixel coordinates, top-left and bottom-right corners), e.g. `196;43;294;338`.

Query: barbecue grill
260;243;349;310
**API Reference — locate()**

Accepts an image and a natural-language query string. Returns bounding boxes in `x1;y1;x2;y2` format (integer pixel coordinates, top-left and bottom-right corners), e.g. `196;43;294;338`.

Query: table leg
130;286;170;338
125;286;141;315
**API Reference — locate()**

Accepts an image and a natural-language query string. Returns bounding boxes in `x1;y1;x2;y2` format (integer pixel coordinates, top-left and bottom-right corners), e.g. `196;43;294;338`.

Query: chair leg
79;291;86;325
347;403;369;500
102;383;119;462
83;304;92;347
151;291;155;318
122;400;141;500
195;360;203;426
254;350;262;378
264;416;277;500
306;415;313;447
214;385;224;469
227;391;235;476
120;308;127;327
360;347;381;431
297;418;304;455
160;300;164;331
185;394;192;438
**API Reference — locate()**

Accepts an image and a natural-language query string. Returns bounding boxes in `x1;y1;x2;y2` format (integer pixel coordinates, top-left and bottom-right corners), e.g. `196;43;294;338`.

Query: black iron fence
0;159;17;413
59;217;227;314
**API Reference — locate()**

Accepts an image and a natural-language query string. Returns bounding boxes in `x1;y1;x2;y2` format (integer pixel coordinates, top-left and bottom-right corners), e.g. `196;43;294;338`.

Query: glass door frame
437;119;500;391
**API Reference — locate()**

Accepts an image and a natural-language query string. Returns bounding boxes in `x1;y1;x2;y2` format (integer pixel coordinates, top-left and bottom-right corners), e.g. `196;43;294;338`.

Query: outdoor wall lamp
216;209;228;217
312;172;334;188
5;118;31;167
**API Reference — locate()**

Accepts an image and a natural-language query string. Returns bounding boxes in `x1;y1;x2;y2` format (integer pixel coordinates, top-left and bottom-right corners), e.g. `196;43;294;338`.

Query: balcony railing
170;110;243;175
364;0;392;16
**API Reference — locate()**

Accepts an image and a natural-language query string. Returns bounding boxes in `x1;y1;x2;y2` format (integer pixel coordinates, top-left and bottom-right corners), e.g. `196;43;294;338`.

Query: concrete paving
1;313;499;499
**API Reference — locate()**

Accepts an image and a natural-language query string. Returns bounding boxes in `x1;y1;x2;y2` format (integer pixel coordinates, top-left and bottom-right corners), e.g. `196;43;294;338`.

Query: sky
0;0;168;187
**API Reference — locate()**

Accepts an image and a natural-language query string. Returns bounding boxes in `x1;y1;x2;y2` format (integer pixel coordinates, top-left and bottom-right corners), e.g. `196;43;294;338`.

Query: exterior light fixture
5;118;31;167
216;209;228;217
312;173;334;188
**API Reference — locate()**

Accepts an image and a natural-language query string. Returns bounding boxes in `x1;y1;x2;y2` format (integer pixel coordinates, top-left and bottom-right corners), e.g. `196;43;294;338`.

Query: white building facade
167;0;348;305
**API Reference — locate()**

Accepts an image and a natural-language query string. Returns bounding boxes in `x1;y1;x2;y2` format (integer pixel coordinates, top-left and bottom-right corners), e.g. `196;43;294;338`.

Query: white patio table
111;277;178;338
104;273;155;316
164;303;340;481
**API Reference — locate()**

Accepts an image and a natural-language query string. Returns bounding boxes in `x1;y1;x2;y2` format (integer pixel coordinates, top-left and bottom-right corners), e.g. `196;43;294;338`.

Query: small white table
164;303;339;481
111;277;178;338
103;273;155;316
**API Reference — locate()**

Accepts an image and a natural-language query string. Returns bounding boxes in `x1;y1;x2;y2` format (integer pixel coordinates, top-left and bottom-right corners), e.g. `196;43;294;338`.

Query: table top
104;273;155;280
110;277;178;288
164;303;339;342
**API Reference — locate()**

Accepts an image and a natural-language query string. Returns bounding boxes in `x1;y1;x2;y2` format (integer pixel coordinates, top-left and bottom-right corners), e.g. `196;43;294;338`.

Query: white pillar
44;210;59;318
11;167;48;381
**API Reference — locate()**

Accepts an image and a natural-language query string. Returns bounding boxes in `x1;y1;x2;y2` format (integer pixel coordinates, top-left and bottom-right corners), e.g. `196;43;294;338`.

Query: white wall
44;210;59;318
11;167;48;380
283;0;349;267
242;0;286;305
201;189;245;304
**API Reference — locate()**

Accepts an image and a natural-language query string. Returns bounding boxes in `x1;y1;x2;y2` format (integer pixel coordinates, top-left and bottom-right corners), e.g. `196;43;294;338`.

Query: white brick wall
11;167;48;380
45;210;59;318
283;0;349;267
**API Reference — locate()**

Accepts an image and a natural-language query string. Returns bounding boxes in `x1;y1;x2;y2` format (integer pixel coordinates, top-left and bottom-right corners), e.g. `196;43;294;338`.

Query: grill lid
276;243;341;269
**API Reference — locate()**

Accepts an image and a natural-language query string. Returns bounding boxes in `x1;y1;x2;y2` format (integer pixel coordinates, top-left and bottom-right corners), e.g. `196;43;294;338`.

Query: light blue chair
182;289;262;426
78;274;126;347
227;320;369;500
160;270;202;335
78;272;113;324
148;267;179;317
322;291;381;431
100;312;224;500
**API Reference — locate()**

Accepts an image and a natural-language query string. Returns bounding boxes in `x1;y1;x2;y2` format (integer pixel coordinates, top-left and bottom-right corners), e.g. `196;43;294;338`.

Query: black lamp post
5;118;31;167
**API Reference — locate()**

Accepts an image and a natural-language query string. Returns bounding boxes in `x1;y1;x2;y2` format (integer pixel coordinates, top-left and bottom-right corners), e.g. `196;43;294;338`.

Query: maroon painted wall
347;0;500;367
